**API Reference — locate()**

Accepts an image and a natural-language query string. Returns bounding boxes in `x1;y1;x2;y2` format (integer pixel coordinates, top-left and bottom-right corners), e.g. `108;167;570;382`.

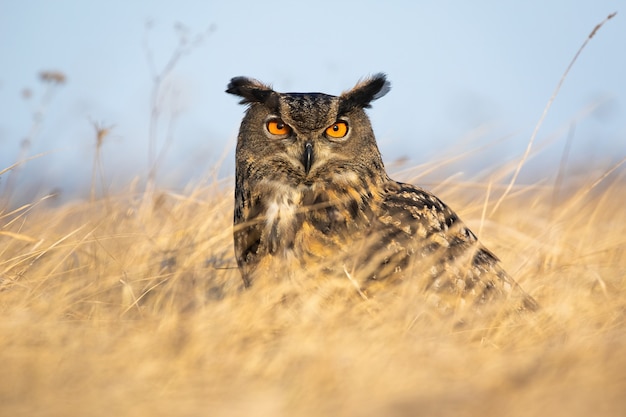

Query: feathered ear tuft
226;77;277;106
339;73;391;113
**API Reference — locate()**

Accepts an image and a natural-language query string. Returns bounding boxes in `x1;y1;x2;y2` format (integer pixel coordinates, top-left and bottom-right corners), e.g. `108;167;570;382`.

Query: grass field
1;158;624;417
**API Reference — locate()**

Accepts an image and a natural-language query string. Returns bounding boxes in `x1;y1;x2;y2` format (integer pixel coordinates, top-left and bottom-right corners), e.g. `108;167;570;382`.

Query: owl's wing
364;180;537;311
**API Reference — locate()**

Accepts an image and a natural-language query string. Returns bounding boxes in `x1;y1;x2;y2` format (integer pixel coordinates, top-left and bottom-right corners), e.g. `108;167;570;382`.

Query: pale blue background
1;1;624;201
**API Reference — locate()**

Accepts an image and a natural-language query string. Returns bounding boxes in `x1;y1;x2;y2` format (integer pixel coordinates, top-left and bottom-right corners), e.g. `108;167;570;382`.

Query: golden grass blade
0;152;48;177
0;231;39;243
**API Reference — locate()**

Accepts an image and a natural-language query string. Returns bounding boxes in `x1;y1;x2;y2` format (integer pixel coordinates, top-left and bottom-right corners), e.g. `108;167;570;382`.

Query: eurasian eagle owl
227;74;536;311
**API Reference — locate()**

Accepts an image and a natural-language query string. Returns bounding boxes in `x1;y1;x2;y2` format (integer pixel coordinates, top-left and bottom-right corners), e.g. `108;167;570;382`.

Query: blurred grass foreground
1;151;625;416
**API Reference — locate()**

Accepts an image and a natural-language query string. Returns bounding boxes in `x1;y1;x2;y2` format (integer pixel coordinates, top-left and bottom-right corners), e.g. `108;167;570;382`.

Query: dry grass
1;164;624;417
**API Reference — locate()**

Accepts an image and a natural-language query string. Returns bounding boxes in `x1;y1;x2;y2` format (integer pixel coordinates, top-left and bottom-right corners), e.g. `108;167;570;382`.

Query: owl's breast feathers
233;173;377;284
235;176;537;310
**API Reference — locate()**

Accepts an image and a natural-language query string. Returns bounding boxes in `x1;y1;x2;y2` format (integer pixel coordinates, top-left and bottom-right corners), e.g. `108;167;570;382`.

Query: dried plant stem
490;12;617;216
142;23;215;200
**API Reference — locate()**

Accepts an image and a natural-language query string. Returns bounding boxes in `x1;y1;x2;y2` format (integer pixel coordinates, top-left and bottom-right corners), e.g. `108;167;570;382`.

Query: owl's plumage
226;74;537;311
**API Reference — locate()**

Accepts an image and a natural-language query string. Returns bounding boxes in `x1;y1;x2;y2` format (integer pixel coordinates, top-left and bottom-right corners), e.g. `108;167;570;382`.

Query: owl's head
227;74;391;187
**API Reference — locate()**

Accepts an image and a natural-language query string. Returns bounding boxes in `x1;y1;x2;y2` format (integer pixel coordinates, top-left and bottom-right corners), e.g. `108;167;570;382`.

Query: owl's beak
302;141;314;174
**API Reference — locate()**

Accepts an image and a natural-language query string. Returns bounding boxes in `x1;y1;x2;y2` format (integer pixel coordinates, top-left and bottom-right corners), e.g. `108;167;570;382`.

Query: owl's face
227;74;391;187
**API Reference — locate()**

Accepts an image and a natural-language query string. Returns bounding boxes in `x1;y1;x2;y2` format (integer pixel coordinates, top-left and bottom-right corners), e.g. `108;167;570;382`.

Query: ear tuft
339;73;391;113
226;77;276;105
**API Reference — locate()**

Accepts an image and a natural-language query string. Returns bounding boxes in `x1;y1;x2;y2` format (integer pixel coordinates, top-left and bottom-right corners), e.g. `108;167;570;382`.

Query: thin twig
490;12;617;216
143;22;215;197
89;121;114;202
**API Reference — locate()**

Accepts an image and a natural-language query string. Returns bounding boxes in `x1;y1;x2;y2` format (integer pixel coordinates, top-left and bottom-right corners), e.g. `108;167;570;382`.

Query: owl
226;74;537;311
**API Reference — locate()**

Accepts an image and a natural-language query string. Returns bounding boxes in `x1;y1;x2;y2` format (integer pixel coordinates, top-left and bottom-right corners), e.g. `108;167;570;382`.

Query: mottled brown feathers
226;74;537;312
338;73;391;112
226;77;278;109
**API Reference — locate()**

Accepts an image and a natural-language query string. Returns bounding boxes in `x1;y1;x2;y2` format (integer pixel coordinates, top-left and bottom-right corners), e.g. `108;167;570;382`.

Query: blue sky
1;1;624;200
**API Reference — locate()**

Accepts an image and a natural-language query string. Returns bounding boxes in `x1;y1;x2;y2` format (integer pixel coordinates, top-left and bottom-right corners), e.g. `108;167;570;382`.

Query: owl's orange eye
266;119;292;136
325;121;349;139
